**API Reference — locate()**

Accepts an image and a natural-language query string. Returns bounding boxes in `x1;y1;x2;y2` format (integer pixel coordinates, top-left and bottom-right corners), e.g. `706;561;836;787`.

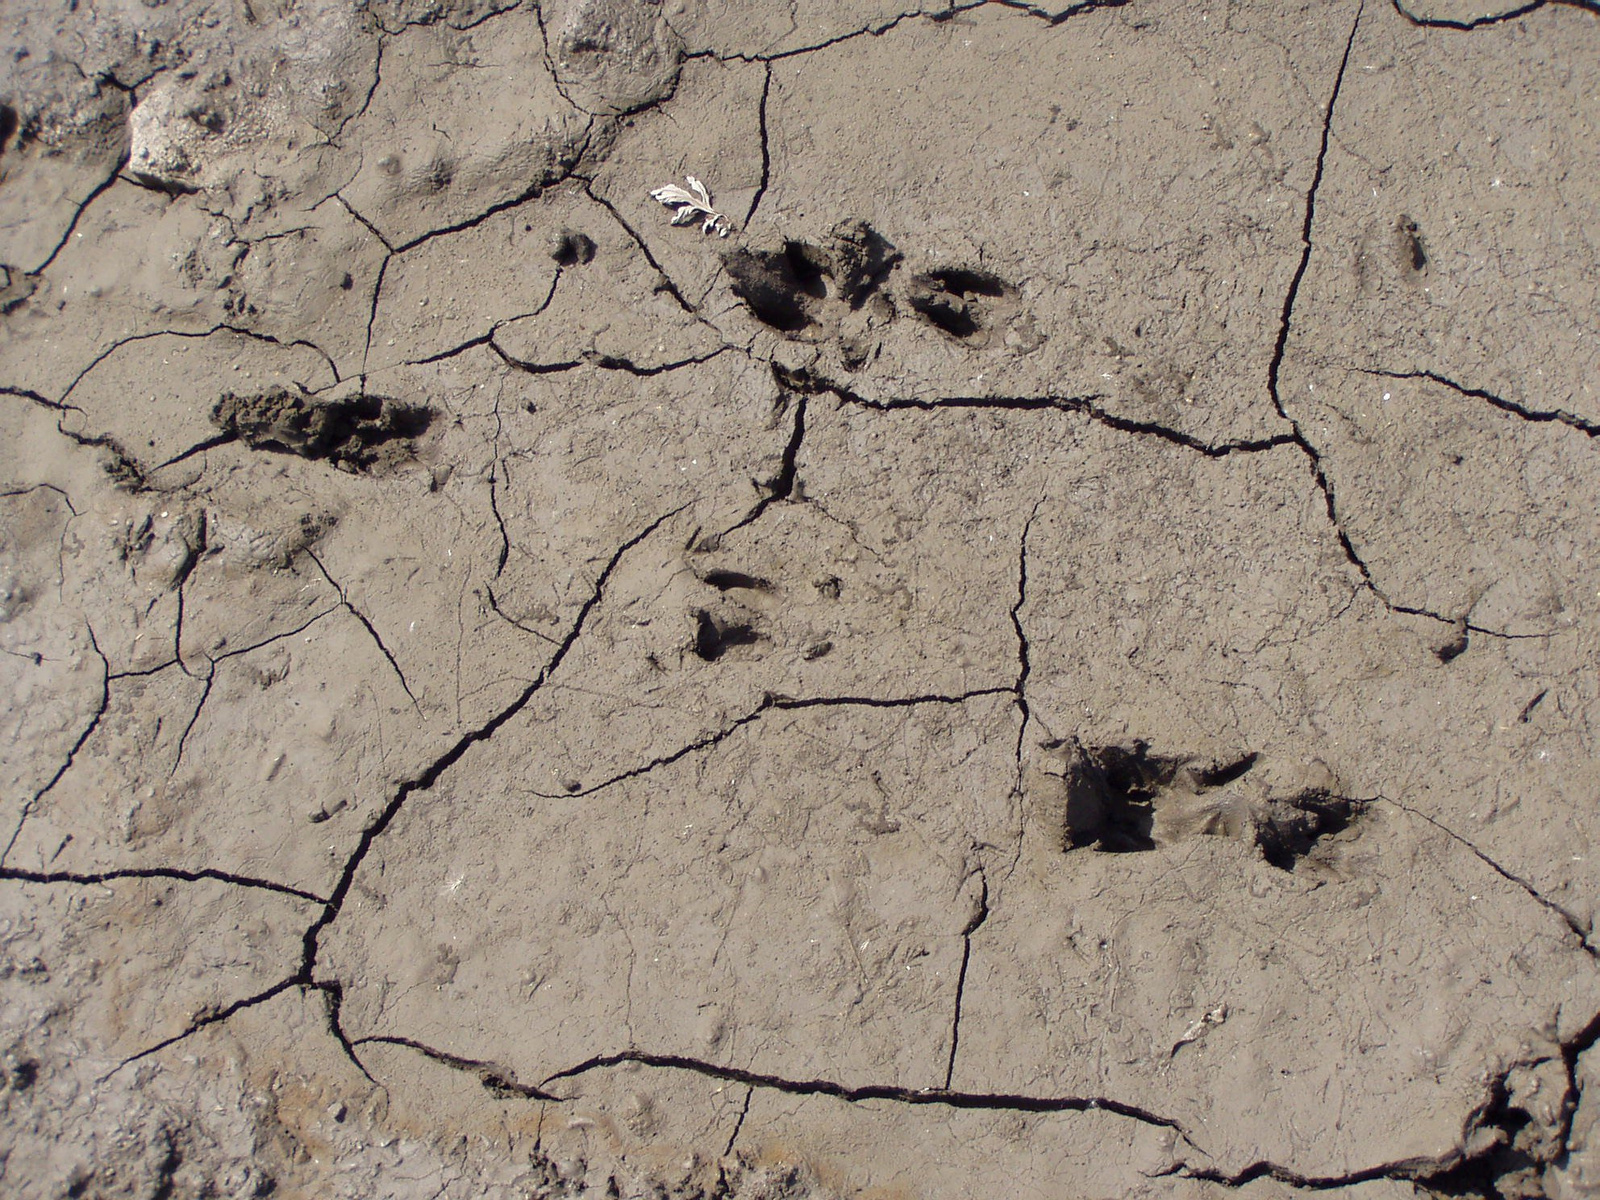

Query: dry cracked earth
2;0;1599;1196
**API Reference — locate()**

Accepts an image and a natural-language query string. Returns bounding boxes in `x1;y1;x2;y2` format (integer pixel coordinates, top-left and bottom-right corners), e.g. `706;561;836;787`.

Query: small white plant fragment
649;175;732;237
1170;1003;1228;1057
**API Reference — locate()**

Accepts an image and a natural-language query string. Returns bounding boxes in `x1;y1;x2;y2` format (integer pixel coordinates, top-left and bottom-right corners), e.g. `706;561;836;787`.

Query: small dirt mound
211;387;432;473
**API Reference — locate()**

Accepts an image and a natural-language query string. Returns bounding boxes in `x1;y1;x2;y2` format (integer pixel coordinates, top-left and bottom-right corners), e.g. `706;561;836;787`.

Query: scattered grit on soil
2;0;1599;1196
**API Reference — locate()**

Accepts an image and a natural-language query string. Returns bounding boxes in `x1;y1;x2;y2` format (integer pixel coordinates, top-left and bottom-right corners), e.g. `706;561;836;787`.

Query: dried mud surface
3;1;1600;1197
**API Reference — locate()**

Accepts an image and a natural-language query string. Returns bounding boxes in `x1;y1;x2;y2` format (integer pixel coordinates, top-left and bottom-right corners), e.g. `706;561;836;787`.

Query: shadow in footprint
721;221;900;334
693;610;761;662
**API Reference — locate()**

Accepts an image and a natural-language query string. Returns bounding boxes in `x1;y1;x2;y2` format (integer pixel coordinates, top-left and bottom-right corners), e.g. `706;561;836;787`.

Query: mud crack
297;507;689;987
538;1048;1198;1140
57;324;341;411
307;551;420;708
327;193;396;253
713;388;808;543
1254;1;1512;636
0;865;326;905
352;1033;555;1100
1390;0;1596;30
491;341;733;379
371;119;597;257
100;978;299;1083
943;867;989;1090
990;0;1130;23
1380;796;1597;956
18;150;130;277
579;182;699;315
1360;367;1600;439
745;63;774;225
533;685;1016;800
1010;502;1039;765
687;0;1124;67
316;35;385;150
359;254;391;384
0;623;109;866
686;2;987;64
403;270;563;368
772;364;1297;457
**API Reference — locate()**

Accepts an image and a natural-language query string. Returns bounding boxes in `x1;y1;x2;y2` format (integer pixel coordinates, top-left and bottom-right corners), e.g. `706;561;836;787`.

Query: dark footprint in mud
721;241;830;332
721;220;901;334
211;386;432;473
699;568;773;592
692;609;761;662
1055;740;1361;870
906;266;1018;342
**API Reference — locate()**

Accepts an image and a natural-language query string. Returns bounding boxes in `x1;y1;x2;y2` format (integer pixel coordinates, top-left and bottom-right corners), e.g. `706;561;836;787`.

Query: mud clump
549;227;597;265
825;218;900;307
210;387;432;473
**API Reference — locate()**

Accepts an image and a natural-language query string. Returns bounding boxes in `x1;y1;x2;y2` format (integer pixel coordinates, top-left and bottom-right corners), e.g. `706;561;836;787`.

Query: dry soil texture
3;0;1600;1197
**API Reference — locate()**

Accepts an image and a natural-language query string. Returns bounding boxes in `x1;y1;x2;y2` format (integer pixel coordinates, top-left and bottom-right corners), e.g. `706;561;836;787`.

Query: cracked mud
3;1;1600;1197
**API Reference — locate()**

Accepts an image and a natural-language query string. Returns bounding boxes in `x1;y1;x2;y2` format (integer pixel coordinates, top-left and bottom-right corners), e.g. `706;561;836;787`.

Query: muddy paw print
720;219;902;335
905;267;1019;345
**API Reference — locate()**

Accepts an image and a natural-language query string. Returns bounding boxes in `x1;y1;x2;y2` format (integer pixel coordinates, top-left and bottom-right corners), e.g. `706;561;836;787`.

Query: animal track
822;219;901;308
721;220;899;335
720;243;829;332
1395;213;1428;274
906;266;1018;342
699;569;773;592
691;609;761;662
1045;740;1361;870
1253;790;1365;870
211;387;433;474
1059;740;1197;853
719;221;1025;361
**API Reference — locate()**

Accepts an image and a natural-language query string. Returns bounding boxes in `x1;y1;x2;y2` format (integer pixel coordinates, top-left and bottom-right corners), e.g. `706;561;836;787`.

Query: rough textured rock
3;0;1600;1197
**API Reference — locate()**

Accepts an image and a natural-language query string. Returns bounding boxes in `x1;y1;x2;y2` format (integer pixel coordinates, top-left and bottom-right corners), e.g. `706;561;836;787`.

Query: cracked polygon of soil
3;0;1600;1196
